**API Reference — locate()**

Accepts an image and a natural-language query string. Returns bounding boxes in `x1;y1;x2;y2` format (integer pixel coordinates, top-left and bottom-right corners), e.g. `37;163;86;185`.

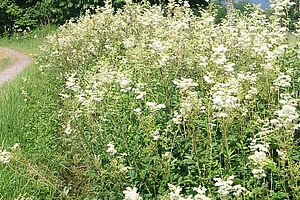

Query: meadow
0;0;299;199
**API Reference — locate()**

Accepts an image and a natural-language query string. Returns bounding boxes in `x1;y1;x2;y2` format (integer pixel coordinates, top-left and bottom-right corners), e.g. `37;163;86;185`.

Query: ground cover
0;26;61;199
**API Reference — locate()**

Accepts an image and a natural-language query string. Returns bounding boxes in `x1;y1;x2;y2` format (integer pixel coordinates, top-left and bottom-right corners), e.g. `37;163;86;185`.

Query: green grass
0;57;13;71
0;26;56;55
0;25;63;199
288;32;299;47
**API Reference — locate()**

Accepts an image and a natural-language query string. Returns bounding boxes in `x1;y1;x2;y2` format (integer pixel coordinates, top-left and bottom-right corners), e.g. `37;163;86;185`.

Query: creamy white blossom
107;143;117;155
173;78;198;91
0;149;11;164
146;102;166;111
123;187;142;200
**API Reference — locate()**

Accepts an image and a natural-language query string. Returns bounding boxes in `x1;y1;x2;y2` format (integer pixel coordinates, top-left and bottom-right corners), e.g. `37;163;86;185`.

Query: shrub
8;0;299;199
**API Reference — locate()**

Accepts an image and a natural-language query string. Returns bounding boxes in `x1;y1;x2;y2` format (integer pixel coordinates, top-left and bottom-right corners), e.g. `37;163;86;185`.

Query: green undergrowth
0;25;65;199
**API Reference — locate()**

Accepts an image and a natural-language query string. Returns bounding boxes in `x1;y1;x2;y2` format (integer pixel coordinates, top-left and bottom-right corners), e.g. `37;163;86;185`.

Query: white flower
273;73;291;88
211;79;240;113
66;73;81;92
146;102;166;111
163;152;172;160
213;176;234;197
64;122;72;136
193;185;211;200
193;185;207;195
106;143;117;155
224;63;235;73
203;74;214;84
156;104;166;109
173;78;198;91
248;151;267;165
216;112;228;118
276;149;287;159
211;44;228;65
151;130;160;140
119;79;132;92
275;104;299;122
168;184;183;200
59;93;70;99
133;108;142;114
150;39;165;52
232;185;247;197
123;187;142;200
0;149;11;164
172;111;182;125
123;37;135;49
136;91;146;100
11;143;19;151
252;168;266;179
146;102;156;107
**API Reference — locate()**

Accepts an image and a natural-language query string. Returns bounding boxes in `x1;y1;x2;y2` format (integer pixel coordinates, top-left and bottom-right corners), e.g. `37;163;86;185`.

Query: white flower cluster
119;78;132;93
107;143;117;155
150;38;165;53
211;78;240;117
193;185;211;200
173;78;198;91
173;78;202;123
0;143;19;164
151;129;160;141
211;44;228;65
248;127;271;179
172;111;183;125
237;72;258;101
180;91;203;118
66;73;81;92
271;94;299;129
270;0;296;16
123;37;135;49
133;83;147;100
123;187;142;200
273;72;291;88
65;69;117;112
0;149;11;164
214;175;246;197
203;72;214;84
146;102;166;112
168;183;211;200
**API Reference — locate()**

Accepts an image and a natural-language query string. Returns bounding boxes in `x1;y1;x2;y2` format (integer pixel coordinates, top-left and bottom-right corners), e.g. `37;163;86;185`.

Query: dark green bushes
0;0;210;36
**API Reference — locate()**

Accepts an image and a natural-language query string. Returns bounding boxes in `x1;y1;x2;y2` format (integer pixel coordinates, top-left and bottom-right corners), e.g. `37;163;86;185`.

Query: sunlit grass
0;25;61;199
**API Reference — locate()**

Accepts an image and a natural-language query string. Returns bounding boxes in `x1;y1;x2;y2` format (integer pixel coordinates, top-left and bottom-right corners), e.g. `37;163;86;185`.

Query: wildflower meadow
1;0;300;199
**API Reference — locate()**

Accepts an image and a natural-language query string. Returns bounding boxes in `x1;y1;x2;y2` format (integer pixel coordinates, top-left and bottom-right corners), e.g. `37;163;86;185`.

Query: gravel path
0;47;32;86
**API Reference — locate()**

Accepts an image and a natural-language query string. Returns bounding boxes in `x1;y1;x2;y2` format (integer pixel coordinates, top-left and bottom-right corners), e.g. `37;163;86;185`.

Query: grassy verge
0;25;64;199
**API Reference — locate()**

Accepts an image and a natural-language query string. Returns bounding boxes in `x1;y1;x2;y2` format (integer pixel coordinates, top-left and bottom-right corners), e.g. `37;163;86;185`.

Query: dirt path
0;47;32;86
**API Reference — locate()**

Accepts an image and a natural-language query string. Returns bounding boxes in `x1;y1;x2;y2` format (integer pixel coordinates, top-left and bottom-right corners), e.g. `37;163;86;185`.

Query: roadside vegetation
0;26;60;199
0;0;299;199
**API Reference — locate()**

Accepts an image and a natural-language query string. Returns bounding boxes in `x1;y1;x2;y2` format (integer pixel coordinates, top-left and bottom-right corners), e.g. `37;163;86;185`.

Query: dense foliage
1;0;300;199
0;0;208;36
